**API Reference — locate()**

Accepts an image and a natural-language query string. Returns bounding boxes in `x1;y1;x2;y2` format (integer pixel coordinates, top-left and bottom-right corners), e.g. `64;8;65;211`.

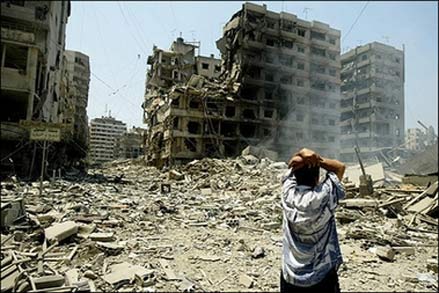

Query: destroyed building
89;116;127;165
0;1;71;177
340;42;405;163
62;50;91;162
142;37;225;166
143;2;341;166
406;126;437;152
115;126;146;159
216;2;342;160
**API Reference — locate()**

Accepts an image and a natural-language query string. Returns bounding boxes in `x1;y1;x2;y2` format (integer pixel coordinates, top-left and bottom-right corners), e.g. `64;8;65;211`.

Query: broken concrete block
392;246;415;256
270;162;287;170
406;196;435;214
77;223;96;239
252;246;265;259
159;259;180;281
96;241;124;253
242;155;258;165
239;273;254;288
375;246;395;262
169;169;184;180
103;262;153;286
241;145;278;161
179;276;196;291
89;232;115;242
340;198;378;209
84;270;98;280
44;221;78;243
200;188;212;196
34;275;65;289
65;269;79;286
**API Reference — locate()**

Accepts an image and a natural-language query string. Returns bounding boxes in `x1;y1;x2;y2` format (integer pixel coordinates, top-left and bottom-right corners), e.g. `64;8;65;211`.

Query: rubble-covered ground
1;156;438;292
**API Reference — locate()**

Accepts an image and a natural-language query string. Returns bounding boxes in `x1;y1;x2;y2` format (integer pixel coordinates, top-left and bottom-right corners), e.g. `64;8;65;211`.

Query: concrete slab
44;221;78;243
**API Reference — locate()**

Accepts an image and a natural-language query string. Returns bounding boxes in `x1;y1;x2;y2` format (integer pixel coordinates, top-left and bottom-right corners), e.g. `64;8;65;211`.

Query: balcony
1;68;31;92
1;3;49;30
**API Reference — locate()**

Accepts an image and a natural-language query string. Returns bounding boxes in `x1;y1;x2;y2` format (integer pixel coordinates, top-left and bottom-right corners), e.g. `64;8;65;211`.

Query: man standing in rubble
281;148;346;292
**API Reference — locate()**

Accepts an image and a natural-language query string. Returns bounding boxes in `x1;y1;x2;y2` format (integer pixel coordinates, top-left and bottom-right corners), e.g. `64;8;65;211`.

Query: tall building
1;1;71;177
216;2;341;159
89;116;127;165
340;42;405;162
142;37;222;166
63;50;90;156
142;2;341;167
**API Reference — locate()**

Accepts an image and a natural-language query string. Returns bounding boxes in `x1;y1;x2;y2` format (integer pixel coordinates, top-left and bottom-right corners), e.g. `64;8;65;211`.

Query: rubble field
1;156;438;292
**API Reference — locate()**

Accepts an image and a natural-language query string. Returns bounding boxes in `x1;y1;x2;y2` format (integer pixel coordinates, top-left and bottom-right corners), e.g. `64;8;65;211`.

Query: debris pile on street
1;156;438;292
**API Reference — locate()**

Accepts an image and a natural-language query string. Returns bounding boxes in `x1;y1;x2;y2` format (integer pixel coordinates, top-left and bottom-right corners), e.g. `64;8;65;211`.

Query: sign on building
30;127;61;142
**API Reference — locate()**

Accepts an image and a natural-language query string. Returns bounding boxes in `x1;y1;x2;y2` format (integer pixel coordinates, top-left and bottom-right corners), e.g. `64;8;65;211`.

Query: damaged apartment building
62;50;91;165
1;1;90;177
340;42;405;163
0;1;77;177
143;2;341;166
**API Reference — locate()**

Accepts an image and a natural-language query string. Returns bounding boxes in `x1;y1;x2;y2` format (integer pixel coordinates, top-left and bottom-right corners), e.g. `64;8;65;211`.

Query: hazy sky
65;1;438;132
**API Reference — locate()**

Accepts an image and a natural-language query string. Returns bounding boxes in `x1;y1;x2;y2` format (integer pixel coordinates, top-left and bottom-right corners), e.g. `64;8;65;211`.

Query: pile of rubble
1;155;438;292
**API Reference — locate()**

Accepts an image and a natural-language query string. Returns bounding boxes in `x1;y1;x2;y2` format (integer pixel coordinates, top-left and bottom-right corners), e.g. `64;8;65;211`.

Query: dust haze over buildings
143;2;342;166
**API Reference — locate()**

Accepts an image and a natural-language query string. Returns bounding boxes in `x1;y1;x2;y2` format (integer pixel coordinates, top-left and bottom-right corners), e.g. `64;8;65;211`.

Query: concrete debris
374;246;396;262
344;163;385;187
241;146;279;162
239;273;254;288
44;221;78;243
252;246;265;259
89;232;115;242
102;262;153;286
0;157;437;292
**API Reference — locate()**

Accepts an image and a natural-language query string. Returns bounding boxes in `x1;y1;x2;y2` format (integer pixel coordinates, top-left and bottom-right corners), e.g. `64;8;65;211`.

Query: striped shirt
281;170;345;287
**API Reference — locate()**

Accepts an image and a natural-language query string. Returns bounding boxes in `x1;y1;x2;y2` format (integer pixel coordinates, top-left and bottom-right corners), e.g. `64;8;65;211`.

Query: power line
122;3;151;50
343;1;370;41
117;2;148;56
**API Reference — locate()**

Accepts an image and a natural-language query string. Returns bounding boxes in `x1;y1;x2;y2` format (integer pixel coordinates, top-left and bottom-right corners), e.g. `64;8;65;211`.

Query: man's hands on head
288;148;321;170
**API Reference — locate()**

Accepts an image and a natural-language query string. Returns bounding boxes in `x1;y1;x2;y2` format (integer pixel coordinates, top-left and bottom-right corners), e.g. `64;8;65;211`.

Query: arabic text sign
30;127;61;142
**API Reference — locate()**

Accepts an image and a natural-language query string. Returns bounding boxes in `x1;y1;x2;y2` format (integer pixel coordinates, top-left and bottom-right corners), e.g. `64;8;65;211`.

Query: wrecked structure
1;155;438;292
406;126;437;152
62;50;91;163
89;116;127;165
0;1;72;177
340;42;405;163
143;2;341;166
115;127;146;160
142;37;225;166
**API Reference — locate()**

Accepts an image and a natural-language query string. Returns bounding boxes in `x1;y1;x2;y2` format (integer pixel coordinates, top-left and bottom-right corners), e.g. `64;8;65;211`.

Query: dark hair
294;166;320;187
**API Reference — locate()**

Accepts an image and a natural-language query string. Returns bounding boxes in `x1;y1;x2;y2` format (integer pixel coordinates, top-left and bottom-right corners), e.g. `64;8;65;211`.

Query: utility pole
39;140;47;196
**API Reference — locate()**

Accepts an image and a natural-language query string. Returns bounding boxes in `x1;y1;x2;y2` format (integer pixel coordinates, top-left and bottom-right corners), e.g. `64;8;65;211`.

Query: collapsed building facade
143;2;341;166
340;42;405;163
0;1;83;178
